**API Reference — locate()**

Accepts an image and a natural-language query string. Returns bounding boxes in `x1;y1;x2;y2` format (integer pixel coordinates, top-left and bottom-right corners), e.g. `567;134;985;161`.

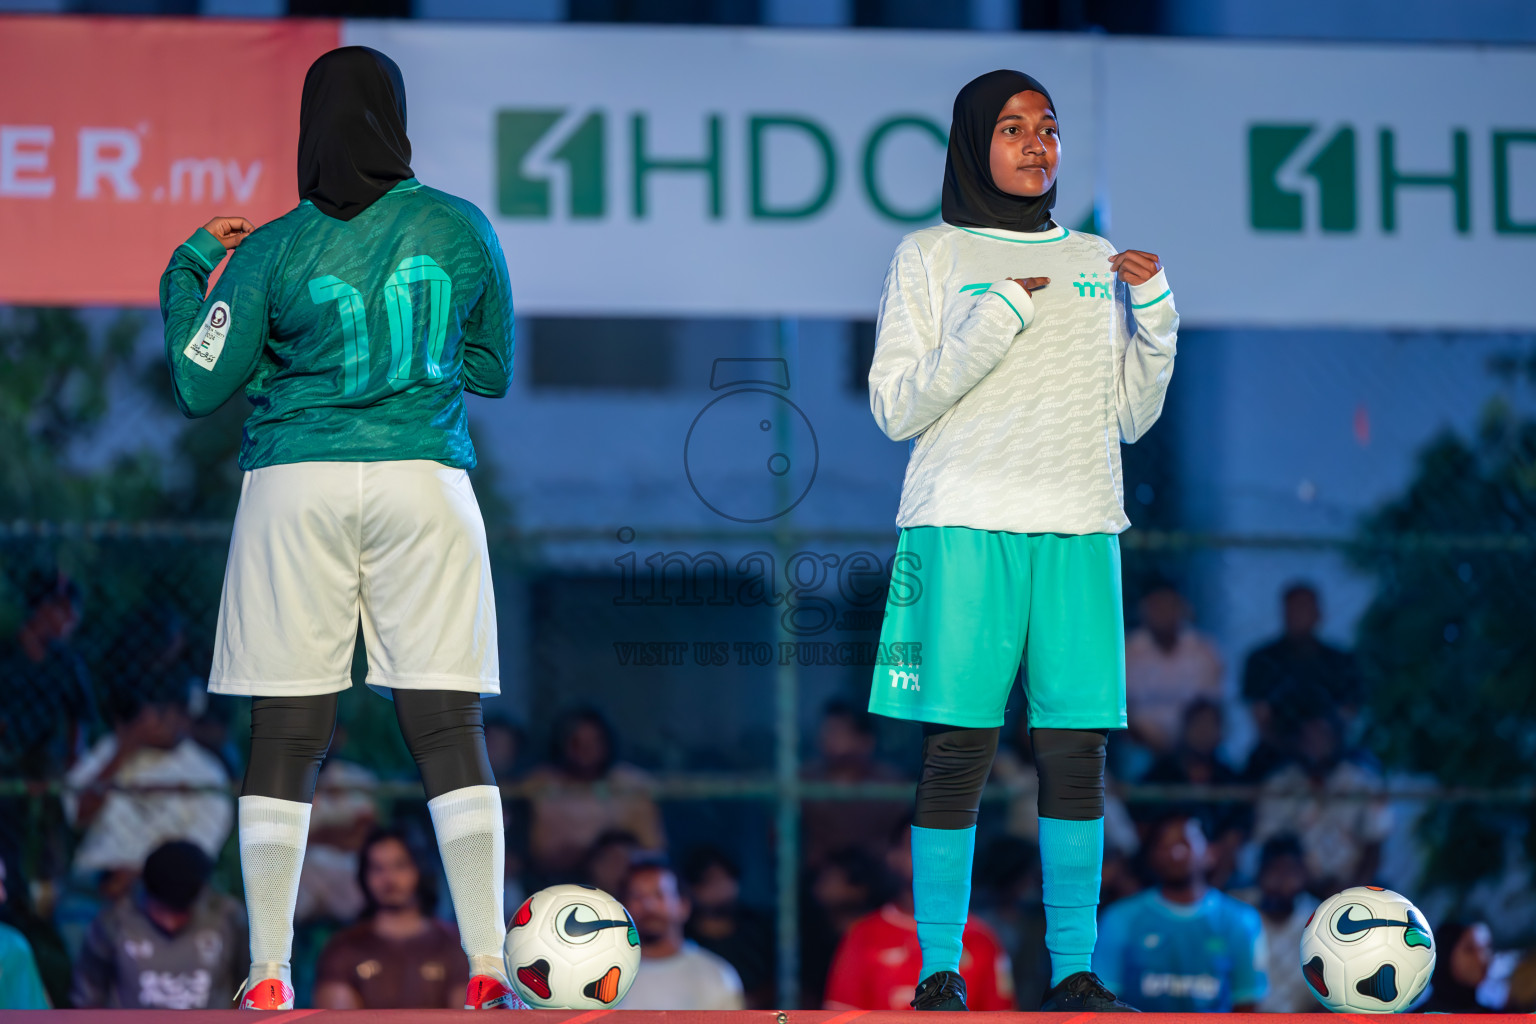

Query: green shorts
868;526;1126;731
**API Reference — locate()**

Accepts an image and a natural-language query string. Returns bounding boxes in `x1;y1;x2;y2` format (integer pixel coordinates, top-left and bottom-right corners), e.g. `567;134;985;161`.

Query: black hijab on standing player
941;69;1057;233
297;46;414;222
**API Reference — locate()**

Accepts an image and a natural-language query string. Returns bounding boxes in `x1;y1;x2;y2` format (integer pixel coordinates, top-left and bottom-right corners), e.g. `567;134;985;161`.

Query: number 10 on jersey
308;255;452;398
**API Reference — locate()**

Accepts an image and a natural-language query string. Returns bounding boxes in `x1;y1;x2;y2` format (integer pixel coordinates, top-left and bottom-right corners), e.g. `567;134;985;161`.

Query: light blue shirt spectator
1094;888;1267;1012
0;921;50;1009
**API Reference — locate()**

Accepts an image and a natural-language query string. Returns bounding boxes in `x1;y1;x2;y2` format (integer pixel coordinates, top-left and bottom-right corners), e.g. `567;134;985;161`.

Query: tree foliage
1352;398;1536;894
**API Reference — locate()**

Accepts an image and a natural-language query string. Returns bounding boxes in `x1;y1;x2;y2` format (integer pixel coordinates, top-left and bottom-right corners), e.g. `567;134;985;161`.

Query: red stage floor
0;1013;1524;1022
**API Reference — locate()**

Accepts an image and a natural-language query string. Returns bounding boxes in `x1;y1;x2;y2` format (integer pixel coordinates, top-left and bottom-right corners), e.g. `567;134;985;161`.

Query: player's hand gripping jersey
869;223;1177;535
160;179;513;470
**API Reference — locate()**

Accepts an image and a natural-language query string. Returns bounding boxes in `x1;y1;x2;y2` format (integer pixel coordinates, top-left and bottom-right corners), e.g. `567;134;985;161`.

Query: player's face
1141;589;1185;635
1259;854;1307;902
364;838;421;912
1149;818;1208;886
1183;705;1222;755
989;90;1060;198
1452;924;1493;985
689;863;740;911
563;721;610;777
1284;590;1321;635
626;868;688;943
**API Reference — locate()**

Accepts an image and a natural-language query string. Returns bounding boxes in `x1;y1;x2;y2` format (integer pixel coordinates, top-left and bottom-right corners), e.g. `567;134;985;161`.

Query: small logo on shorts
888;668;920;691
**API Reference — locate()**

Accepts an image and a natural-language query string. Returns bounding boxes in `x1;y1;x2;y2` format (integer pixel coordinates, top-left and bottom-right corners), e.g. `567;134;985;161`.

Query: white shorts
209;460;499;698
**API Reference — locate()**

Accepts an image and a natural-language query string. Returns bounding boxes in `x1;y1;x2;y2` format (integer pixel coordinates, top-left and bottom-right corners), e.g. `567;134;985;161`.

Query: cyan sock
1039;816;1104;987
910;824;976;982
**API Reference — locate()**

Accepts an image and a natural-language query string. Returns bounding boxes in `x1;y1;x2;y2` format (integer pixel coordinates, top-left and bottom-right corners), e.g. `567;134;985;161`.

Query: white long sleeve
868;222;1179;535
1117;268;1179;443
869;240;1035;442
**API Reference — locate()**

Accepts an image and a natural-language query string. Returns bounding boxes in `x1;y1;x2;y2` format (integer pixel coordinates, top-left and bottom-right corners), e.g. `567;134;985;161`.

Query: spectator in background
0;569;95;779
0;856;50;1009
1502;948;1536;1013
295;744;378;926
71;841;247;1010
1095;815;1268;1012
1247;835;1320;1013
313;829;468;1010
483;713;525;780
526;708;664;880
63;675;233;895
1242;582;1363;778
1253;710;1391;894
1140;698;1249;889
620;856;744;1011
1124;580;1225;762
800;847;886;1007
825;818;1014;1011
0;854;69;1008
800;700;908;869
682;845;776;1009
0;570;95;878
584;830;643;897
1421;922;1496;1013
971;837;1050;1009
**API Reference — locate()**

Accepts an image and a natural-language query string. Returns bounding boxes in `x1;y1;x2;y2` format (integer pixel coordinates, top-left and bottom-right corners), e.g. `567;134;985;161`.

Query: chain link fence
3;519;1535;1006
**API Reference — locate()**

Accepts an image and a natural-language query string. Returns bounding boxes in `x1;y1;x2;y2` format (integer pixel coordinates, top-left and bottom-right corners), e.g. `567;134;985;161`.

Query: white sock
428;785;507;978
238;795;311;983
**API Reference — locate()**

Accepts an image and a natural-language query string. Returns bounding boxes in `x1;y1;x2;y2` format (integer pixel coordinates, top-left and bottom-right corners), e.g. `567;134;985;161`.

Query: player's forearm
160;231;226;416
869;285;1028;441
163;230;269;417
1116;272;1179;443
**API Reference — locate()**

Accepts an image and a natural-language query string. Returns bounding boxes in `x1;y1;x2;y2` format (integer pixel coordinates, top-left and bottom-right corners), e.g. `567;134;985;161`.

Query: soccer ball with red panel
1300;886;1436;1013
503;884;641;1009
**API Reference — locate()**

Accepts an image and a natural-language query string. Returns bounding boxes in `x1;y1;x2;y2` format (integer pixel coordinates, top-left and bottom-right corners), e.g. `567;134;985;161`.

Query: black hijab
297;46;413;222
941;69;1057;233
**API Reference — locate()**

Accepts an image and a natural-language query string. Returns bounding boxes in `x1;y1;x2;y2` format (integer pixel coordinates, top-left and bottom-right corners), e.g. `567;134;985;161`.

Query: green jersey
160;178;513;470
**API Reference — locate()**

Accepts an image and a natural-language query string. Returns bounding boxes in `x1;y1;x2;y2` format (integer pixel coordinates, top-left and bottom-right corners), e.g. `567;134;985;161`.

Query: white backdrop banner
344;23;1534;328
343;22;1099;319
1101;38;1536;330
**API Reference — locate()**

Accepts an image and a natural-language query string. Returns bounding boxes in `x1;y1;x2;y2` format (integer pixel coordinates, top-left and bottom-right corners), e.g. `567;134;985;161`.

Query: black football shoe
911;970;968;1011
1040;971;1140;1011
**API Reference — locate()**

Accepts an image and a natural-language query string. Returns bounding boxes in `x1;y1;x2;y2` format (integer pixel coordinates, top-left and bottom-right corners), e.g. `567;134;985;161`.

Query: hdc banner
0;16;340;306
1101;38;1536;330
1;19;1533;328
341;22;1099;320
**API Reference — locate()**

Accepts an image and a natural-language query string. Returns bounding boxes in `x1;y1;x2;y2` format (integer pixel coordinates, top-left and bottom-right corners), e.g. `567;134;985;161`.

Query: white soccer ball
503;883;641;1009
1300;886;1436;1013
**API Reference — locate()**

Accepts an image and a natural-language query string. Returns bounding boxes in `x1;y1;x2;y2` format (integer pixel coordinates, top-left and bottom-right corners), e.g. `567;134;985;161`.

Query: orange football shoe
465;973;528;1010
237;977;295;1010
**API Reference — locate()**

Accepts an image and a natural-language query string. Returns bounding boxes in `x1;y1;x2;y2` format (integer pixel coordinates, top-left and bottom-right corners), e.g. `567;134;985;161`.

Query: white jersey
620;942;745;1011
869;222;1178;535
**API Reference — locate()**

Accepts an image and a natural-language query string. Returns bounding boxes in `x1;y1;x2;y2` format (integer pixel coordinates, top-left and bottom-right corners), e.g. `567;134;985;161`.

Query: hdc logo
1247;123;1536;235
495;107;948;224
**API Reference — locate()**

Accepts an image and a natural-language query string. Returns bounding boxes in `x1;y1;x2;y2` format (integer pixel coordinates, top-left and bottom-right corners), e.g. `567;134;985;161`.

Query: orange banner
0;16;340;306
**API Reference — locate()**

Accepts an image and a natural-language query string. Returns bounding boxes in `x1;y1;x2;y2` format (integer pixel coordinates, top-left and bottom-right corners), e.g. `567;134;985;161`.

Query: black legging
242;689;495;803
913;724;1107;829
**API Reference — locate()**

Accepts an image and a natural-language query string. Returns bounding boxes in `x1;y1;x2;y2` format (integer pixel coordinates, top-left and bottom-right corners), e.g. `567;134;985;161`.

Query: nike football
1300;886;1436;1013
504;884;641;1009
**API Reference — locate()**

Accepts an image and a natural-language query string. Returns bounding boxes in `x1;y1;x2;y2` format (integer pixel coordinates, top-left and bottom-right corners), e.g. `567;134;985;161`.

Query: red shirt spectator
824;904;1014;1011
